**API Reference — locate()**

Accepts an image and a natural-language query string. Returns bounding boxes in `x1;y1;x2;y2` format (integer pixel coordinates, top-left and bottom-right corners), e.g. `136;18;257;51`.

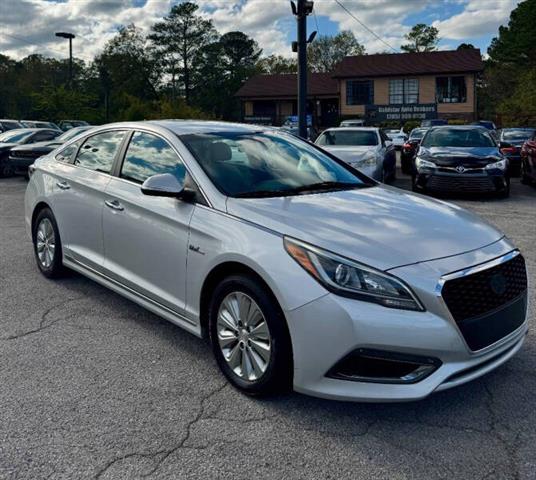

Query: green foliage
403;120;420;133
401;24;439;53
479;0;536;125
457;43;475;50
307;31;365;73
31;85;100;123
256;55;297;74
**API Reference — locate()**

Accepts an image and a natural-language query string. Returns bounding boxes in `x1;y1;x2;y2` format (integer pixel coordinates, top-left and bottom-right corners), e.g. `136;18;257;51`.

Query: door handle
56;181;70;190
105;199;124;211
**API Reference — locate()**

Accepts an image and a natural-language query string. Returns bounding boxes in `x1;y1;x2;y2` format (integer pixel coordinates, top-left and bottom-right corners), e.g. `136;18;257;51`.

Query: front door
101;131;195;313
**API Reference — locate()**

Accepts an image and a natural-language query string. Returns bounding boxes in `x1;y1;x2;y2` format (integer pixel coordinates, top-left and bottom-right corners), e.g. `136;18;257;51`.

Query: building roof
235;72;338;98
332;49;483;78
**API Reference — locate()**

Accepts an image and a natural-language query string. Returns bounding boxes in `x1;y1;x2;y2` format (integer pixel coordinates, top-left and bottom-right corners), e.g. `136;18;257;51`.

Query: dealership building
235;49;484;128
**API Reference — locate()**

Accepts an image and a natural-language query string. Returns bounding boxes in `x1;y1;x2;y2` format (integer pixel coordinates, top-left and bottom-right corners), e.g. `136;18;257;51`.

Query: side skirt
63;257;202;338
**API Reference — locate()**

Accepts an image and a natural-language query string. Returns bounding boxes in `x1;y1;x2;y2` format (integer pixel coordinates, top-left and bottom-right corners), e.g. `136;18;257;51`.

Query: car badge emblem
455;166;465;173
490;273;507;296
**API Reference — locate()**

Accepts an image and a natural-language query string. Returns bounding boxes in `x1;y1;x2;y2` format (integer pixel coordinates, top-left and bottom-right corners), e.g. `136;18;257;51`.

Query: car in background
340;119;365;127
384;128;408;150
520;130;536;186
413;126;509;197
315;127;396;182
280;125;318;142
20;120;61;131
8;126;93;177
421;119;447;128
0;128;61;177
25;120;528;401
472;120;497;131
498;128;535;176
58;120;90;131
401;127;428;174
0;119;23;133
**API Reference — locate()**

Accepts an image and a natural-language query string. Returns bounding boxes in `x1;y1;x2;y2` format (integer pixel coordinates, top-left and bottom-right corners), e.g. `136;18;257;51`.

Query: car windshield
180;131;372;198
410;129;427;139
316;130;378;146
421;128;495;148
502;129;534;142
0;130;33;143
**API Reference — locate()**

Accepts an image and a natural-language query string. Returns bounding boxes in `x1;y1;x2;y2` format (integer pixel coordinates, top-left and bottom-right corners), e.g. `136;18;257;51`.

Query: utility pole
55;32;76;88
291;1;315;139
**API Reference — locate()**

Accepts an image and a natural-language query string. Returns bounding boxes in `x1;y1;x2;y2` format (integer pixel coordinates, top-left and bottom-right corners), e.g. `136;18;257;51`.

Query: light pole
291;1;315;139
55;32;75;87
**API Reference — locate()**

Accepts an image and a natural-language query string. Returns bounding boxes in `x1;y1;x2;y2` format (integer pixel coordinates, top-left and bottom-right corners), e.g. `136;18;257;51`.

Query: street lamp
55;31;75;87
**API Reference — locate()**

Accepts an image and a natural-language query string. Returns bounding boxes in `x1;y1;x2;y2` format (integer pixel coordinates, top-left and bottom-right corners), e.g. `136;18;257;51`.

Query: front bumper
415;168;508;193
8;155;39;174
285;239;528;402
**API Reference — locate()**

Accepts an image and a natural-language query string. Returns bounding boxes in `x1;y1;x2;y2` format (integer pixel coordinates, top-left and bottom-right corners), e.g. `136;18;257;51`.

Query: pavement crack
93;382;228;479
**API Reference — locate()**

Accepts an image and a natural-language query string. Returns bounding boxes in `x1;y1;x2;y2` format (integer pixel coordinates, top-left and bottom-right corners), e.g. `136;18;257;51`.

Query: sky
0;0;521;62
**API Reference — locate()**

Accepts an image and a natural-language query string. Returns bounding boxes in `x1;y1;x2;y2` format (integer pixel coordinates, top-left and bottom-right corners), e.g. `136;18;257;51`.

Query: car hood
320;145;377;163
11;141;60;152
226;185;503;271
420;146;501;167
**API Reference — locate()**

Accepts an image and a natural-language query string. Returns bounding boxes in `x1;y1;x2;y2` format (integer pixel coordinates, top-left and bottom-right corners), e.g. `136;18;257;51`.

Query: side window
120;132;186;184
74;131;125;174
55;141;81;164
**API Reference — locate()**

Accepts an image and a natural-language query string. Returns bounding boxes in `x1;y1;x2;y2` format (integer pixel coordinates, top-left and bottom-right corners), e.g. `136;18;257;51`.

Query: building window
389;79;419;104
346;80;373;105
436;76;467;103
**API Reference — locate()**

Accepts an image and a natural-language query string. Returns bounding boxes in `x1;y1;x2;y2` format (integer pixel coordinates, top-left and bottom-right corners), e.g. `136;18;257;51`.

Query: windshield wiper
235;189;295;198
234;181;364;198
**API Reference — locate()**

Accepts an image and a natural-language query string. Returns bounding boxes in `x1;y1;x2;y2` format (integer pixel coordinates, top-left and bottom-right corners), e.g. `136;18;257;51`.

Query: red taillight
500;147;517;154
403;143;412;149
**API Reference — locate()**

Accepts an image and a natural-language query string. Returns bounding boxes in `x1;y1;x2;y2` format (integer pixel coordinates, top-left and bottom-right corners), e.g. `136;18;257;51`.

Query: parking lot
0;171;535;480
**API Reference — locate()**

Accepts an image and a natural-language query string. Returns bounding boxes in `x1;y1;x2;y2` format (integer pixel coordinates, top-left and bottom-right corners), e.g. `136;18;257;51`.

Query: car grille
441;254;528;350
427;175;495;192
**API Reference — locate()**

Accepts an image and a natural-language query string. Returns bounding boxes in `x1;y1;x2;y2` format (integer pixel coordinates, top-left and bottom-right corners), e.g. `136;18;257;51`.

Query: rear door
52;130;127;271
101;130;195;314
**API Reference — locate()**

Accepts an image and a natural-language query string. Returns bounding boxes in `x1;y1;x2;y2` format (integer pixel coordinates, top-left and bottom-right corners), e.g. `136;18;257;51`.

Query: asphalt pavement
0;172;535;480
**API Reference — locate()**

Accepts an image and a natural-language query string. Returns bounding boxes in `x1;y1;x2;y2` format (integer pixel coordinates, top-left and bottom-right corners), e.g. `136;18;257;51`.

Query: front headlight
359;152;377;166
415;156;436;170
485;159;507;170
284;237;424;311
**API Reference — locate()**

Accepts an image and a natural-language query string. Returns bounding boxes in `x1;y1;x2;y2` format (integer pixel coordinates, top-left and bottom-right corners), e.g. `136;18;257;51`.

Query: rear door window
74;131;126;174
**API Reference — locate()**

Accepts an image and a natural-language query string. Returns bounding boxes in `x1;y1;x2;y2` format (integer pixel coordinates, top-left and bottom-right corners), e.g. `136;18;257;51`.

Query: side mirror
141;173;193;200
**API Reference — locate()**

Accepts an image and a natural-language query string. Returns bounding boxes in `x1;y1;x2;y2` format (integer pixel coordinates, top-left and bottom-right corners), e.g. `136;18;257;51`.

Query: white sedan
315;127;396;182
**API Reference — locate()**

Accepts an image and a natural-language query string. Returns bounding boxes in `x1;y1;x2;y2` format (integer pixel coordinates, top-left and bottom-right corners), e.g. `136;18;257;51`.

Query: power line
332;0;398;53
0;32;94;62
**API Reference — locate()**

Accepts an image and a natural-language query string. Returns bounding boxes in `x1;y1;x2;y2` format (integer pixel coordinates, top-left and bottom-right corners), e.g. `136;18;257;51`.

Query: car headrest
210;142;232;162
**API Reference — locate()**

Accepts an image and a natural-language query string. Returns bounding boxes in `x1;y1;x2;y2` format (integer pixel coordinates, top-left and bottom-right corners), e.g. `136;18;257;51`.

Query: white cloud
0;0;520;62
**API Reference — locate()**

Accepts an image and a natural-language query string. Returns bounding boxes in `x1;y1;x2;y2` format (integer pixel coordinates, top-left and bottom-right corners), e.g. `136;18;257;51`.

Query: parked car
401;127;428;174
421;119;447;128
498;128;535;176
8;126;93;177
472;120;497;130
0;128;61;177
340;119;365;127
20;120;61;131
383;128;408;150
280;125;318;142
58;120;90;131
25;120;528;402
315;127;396;181
413;126;510;197
520;130;536;186
0;119;23;132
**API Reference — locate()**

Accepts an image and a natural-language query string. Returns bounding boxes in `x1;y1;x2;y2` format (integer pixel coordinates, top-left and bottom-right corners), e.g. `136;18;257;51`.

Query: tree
400;24;439;53
256;55;297;74
457;43;475;50
487;0;536;65
149;2;218;104
307;31;365;72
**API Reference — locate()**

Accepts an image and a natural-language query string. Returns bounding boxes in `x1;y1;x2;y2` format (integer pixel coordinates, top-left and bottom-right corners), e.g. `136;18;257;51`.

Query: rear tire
0;164;13;178
209;274;293;396
521;162;531;185
32;208;65;278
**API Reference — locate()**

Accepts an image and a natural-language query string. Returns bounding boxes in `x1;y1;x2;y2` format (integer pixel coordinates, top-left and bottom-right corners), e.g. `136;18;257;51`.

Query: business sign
284;115;313;127
366;104;437;122
243;116;274;125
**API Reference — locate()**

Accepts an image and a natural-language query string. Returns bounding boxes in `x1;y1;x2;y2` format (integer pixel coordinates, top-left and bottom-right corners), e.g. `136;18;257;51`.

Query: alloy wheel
36;218;56;268
216;292;272;381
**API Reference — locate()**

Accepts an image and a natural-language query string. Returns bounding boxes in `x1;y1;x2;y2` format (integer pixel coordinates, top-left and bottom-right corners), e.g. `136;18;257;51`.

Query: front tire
32;208;65;278
209;274;293;396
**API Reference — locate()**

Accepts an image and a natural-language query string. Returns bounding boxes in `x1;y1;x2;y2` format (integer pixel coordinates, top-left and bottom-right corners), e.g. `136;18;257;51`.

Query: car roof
429;125;487;130
323;126;379;132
